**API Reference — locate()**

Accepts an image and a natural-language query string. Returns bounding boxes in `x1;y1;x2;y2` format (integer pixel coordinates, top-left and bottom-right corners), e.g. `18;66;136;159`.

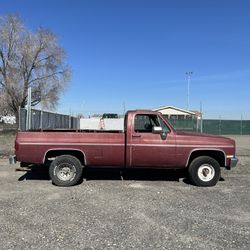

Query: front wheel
188;156;221;187
49;155;83;186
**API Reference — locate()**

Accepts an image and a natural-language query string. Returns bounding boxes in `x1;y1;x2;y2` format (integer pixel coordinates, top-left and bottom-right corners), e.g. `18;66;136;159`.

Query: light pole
186;71;193;110
122;101;126;116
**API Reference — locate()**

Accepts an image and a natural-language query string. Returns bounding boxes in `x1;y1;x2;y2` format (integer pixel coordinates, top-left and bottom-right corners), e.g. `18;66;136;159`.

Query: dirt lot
0;135;250;249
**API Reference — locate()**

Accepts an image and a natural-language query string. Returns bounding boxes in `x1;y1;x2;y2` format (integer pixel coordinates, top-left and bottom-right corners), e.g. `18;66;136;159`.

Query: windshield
161;115;176;132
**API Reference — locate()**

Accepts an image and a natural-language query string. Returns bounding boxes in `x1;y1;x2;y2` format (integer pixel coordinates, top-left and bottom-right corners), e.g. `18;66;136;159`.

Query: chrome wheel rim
55;163;76;182
197;164;215;182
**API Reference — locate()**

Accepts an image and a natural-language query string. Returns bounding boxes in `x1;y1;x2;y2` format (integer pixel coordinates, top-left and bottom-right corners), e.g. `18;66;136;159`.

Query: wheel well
44;150;86;166
187;150;225;167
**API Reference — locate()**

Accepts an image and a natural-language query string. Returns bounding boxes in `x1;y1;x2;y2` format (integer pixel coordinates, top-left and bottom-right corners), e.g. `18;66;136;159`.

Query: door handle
132;134;141;138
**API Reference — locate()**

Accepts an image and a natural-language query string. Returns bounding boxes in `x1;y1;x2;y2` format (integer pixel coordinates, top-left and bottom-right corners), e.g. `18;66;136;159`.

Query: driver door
129;114;176;167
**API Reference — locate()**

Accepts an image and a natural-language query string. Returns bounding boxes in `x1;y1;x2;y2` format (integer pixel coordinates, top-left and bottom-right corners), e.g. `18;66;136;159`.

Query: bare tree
0;14;71;120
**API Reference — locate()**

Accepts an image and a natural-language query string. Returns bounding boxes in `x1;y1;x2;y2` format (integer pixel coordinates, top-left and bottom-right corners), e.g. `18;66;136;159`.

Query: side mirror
152;126;163;134
153;126;168;140
161;132;167;140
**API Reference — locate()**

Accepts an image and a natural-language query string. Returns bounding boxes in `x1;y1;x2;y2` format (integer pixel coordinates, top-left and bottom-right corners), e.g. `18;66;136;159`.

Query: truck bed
15;131;125;166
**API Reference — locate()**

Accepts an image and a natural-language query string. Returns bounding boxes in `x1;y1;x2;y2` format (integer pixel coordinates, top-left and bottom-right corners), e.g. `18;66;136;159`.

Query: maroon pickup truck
13;110;238;187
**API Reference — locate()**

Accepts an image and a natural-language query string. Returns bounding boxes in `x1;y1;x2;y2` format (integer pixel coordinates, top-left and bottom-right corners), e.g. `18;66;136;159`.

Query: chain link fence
202;119;250;135
19;108;80;131
168;117;250;135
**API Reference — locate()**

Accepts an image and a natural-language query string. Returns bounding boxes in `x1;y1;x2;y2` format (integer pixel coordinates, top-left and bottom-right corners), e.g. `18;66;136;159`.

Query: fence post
40;110;43;130
240;115;243;135
219;116;222;135
200;117;203;133
18;106;21;131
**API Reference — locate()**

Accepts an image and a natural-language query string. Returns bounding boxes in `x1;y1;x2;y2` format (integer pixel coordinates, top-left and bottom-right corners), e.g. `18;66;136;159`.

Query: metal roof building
153;106;201;120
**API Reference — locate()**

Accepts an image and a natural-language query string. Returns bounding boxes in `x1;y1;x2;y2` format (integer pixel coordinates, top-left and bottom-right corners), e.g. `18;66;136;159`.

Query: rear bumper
9;155;16;164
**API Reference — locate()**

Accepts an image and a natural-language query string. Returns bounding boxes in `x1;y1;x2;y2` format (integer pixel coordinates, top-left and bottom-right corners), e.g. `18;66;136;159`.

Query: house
153;106;201;120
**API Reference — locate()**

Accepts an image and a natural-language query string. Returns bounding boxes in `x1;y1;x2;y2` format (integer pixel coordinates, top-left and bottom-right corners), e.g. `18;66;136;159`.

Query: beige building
153;106;201;120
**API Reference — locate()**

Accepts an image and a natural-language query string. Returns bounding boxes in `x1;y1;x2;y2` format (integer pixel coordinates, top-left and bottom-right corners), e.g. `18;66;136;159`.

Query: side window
134;114;160;133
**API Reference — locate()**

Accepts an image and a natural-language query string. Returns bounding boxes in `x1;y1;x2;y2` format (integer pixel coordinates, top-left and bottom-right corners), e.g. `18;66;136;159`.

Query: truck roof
127;110;160;115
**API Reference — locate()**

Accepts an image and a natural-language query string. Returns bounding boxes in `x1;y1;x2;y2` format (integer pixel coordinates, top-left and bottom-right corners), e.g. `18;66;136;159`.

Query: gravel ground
0;136;250;250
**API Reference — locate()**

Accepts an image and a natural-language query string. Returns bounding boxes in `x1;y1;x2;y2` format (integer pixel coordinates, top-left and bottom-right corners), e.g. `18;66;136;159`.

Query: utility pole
122;101;126;116
186;72;193;110
26;87;32;130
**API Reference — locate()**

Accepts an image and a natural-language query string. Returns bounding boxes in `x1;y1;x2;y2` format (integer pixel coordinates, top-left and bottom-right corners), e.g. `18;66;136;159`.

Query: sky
0;0;250;119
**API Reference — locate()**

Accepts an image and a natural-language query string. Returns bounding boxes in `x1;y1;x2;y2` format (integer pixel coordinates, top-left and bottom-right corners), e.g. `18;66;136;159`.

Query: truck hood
175;131;235;146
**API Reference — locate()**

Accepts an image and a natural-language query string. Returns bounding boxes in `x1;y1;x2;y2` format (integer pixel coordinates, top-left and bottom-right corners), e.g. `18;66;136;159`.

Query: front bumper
230;157;238;168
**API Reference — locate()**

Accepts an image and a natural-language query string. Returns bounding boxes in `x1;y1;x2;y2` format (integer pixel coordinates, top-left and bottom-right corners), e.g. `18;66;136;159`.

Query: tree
0;14;71;119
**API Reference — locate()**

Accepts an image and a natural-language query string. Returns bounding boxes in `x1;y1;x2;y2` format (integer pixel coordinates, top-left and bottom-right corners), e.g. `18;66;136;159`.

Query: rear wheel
188;156;221;187
49;155;83;186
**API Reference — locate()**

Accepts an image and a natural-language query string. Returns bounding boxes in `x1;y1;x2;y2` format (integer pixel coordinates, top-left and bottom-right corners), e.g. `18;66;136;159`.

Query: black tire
49;155;83;187
188;156;221;187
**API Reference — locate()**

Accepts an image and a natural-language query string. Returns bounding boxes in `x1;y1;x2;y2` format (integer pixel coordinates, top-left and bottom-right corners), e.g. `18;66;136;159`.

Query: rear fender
43;148;87;166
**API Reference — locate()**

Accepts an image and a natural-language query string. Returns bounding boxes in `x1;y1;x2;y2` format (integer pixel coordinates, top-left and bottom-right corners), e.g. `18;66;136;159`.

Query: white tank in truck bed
80;118;124;130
